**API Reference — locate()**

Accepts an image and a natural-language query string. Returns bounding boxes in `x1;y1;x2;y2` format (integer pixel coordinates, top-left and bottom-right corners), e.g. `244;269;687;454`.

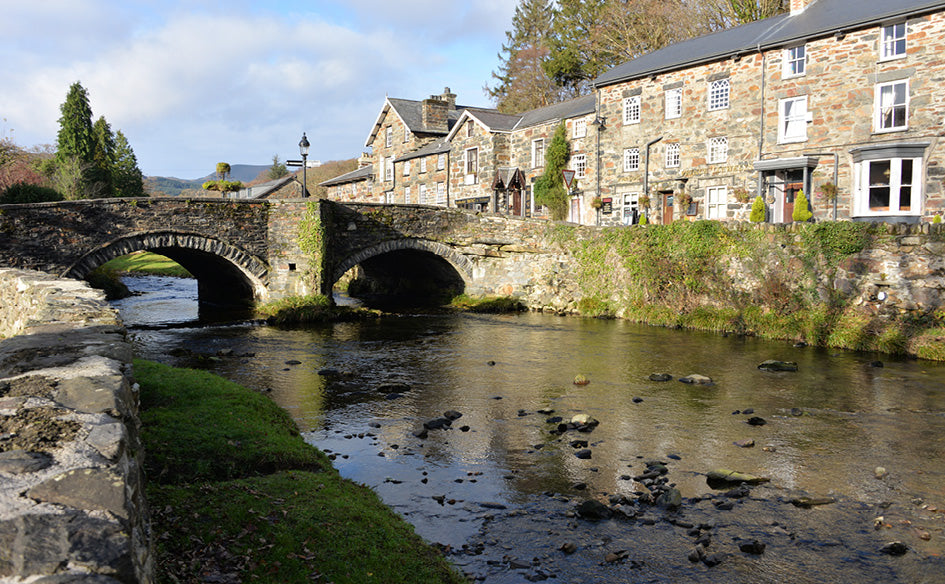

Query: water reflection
119;276;945;582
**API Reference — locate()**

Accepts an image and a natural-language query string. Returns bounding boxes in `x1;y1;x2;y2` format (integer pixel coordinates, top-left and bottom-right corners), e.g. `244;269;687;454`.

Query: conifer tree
750;195;766;222
533;123;570;220
112;131;145;197
792;189;813;222
91;116;116;197
487;0;563;113
56;82;95;168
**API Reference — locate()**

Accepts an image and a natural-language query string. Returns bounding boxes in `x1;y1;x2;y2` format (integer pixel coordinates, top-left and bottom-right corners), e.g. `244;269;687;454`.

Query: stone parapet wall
0;268;151;583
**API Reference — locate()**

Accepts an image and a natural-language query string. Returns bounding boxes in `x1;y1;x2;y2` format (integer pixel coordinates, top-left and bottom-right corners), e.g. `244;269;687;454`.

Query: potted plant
817;182;838;204
733;187;752;204
638;194;651;208
591;196;603;210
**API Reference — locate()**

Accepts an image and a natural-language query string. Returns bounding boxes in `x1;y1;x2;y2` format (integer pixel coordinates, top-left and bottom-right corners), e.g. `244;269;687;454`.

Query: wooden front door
510;189;523;216
662;193;674;224
783;181;802;222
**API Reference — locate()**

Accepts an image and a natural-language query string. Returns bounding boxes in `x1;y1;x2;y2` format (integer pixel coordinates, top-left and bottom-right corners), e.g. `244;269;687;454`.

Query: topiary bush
0;182;64;204
793;189;813;222
749;195;766;222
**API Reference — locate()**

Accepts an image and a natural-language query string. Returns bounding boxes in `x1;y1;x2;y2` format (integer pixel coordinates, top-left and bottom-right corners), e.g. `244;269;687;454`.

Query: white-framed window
708;137;728;164
436;182;446;205
855;157;921;216
708;78;730;111
875;80;909;132
706;186;728;219
385;126;392;148
623;148;640;172
665;88;682;119
665;143;680;168
532;139;545;168
437;153;446;170
779;96;809;143
623;96;641;125
573;118;587;138
385;190;394;204
420;157;428;173
419;183;427;204
783;45;806;78
404;128;411;143
404;185;411;204
622;193;640;225
466;120;475;138
573;154;587;179
881;22;906;60
384;156;393;181
403;160;411;176
464;148;478;184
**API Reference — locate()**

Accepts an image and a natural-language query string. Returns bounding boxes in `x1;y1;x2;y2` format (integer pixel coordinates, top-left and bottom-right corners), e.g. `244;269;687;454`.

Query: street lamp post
299;133;310;197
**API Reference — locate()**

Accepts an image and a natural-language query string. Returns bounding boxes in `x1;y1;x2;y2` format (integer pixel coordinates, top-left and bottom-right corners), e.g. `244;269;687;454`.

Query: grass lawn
136;359;466;584
102;251;192;277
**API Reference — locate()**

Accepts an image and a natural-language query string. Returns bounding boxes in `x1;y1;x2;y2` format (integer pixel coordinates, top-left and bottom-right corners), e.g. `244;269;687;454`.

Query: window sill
778;136;808;144
872;126;909;134
781;73;806;80
878;54;907;63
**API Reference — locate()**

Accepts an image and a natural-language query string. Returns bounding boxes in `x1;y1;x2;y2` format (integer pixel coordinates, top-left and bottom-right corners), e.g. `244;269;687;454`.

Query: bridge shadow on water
343;248;466;310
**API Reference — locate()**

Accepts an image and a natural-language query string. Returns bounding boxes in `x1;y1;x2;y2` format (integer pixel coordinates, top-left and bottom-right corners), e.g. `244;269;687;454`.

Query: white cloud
0;0;515;178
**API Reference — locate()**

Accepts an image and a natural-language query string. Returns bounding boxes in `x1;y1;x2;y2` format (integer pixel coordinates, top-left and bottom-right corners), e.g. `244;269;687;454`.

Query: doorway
661;192;674;224
767;169;804;223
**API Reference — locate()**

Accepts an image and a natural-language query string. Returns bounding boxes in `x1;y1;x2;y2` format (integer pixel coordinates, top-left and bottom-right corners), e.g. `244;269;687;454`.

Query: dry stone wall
0;269;151;583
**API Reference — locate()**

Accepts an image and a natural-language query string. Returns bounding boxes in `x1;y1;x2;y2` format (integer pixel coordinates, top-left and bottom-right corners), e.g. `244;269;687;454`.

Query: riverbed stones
576;500;612;520
880;541;909;556
758;360;798;372
574;449;592;460
679;374;714;386
739;540;766;555
648;373;673;382
0;450;52;474
747;416;767;426
706;469;770;486
734;439;755;448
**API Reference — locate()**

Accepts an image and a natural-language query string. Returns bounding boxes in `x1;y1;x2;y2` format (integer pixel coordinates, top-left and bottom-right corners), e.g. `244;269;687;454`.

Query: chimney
438;87;457;110
790;0;813;15
422;97;448;133
358;152;373;168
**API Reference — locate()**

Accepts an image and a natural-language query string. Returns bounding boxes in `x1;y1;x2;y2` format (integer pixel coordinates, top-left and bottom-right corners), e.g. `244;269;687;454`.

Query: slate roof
394;137;450;163
365;97;495;147
319;164;373;187
514;94;597;129
594;0;945;88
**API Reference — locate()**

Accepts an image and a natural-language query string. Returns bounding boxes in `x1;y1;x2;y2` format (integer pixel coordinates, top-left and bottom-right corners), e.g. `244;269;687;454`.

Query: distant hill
145;164;271;196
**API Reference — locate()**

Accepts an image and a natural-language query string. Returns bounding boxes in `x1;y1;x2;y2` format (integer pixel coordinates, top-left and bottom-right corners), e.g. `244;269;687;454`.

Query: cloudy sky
1;0;514;179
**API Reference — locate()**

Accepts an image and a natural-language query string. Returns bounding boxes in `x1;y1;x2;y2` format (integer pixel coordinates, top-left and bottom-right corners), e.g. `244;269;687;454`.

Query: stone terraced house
323;0;945;226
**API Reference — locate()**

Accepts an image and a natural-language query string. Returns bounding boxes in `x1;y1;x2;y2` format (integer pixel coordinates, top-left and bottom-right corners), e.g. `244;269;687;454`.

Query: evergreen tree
792;189;813;222
56;82;95;167
91;116;116;197
112;131;145;197
486;0;564;113
267;155;289;180
749;195;766;222
216;162;231;180
543;0;609;94
533;123;570;220
727;0;785;24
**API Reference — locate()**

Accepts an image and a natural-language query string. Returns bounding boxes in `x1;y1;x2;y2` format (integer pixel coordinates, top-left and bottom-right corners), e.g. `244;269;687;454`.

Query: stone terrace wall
0;269;151;583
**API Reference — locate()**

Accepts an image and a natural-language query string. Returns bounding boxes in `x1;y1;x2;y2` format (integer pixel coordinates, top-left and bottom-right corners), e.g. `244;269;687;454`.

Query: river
114;275;945;583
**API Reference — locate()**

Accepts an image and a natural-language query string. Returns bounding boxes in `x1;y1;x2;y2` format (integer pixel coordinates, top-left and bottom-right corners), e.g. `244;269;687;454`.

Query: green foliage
934;214;942;224
267;154;289;180
0;182;63;204
216;162;231;180
91;116;116;197
639;213;647;225
728;0;787;24
450;294;526;313
112;130;145;197
749;195;766;222
792;189;813;222
84;265;131;300
799;221;878;264
543;0;609;92
56;82;95;167
202;179;243;195
534;122;570;220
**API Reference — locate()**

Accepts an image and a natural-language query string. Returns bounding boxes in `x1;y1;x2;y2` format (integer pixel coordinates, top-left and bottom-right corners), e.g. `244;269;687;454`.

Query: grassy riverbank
103;251;193;277
135;359;466;584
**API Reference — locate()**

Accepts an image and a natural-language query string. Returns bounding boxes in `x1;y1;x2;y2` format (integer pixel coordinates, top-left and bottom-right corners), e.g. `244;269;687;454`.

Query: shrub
0;182;63;204
749;195;766;222
793;189;813;222
934;214;942;224
639;213;648;225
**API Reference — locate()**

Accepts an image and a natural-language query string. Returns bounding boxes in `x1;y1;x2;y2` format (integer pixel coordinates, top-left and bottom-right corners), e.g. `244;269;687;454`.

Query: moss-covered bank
548;220;945;361
136;359;466;583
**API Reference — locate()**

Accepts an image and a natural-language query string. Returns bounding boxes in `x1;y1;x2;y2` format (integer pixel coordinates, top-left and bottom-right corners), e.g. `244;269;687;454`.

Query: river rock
739;540;766;555
874;466;888;479
679;374;714;386
412;428;428;439
657;487;683;509
378;382;410;394
576;499;612;520
880;541;908;556
423;417;452;430
443;410;463;420
560;542;578;554
734;439;755;448
649;373;673;382
570;439;589;448
758;360;798;372
706;469;770;486
747;416;767;426
0;450;53;474
790;496;836;508
574;449;592;460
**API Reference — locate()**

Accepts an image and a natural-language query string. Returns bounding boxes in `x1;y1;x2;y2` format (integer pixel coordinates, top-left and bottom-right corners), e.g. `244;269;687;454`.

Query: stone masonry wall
0;269;151;583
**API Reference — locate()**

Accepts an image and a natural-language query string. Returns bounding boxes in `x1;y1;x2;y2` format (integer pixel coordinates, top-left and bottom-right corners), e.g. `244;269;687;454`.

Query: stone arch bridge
0;198;569;309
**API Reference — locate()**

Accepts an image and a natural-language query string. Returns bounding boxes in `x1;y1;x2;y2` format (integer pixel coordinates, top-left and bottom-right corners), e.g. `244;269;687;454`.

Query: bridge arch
331;238;472;305
65;231;269;307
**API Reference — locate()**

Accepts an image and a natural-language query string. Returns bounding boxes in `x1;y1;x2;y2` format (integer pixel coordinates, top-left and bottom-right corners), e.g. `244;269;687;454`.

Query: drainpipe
757;48;767;211
644;136;663;220
803;151;839;220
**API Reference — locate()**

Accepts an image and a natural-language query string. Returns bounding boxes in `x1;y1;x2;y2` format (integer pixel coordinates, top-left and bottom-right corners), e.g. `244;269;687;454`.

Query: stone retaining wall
0;268;151;583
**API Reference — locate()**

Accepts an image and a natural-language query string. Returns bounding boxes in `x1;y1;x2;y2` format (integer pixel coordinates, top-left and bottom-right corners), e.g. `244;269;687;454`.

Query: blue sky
0;0;515;179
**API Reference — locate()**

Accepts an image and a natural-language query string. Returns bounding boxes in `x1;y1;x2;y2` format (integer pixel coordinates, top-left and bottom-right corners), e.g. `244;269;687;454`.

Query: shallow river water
116;276;945;583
